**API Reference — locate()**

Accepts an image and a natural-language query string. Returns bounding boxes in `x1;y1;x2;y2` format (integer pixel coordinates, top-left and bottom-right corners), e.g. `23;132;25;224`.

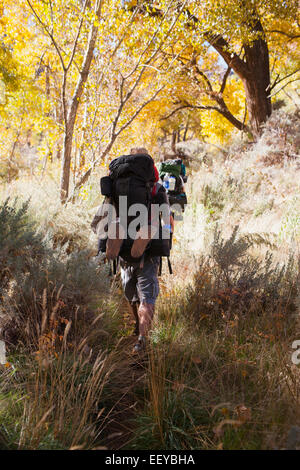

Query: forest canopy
0;0;299;200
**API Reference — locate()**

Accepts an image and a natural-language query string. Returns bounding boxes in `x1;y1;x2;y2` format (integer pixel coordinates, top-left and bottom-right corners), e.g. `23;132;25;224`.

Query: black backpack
109;153;155;215
99;154;172;266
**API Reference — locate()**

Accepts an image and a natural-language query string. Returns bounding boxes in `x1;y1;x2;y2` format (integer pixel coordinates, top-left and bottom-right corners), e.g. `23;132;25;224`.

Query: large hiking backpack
99;154;172;265
109;153;155;214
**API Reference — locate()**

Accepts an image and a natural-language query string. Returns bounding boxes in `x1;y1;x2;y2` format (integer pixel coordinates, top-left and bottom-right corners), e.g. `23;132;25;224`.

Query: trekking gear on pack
159;159;182;179
158;159;187;212
100;176;113;197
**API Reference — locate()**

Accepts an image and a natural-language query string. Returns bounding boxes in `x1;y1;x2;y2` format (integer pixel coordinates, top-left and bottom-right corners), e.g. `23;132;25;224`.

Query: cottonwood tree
123;0;300;137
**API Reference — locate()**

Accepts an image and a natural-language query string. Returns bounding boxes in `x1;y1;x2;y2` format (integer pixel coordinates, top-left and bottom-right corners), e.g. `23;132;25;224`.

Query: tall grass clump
0;322;117;450
0;175;103;254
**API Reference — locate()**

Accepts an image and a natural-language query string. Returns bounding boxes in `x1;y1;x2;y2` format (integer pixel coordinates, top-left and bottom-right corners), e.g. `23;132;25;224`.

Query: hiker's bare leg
138;302;155;337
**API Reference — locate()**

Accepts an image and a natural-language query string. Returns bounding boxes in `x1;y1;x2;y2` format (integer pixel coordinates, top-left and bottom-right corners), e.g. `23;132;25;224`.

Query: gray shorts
120;256;160;305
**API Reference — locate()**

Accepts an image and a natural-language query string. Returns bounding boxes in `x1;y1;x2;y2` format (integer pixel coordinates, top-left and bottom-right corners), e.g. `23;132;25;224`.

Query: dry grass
0;306;118;449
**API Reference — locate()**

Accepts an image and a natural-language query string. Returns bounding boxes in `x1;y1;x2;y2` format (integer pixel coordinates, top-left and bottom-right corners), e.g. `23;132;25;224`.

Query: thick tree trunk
243;76;271;136
209;17;271;137
242;37;272;136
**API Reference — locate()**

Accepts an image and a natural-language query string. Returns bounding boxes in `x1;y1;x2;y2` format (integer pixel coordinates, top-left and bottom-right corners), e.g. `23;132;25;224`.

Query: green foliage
0;198;46;296
131;388;211;450
201;184;225;217
0;348;115;449
0;198;108;350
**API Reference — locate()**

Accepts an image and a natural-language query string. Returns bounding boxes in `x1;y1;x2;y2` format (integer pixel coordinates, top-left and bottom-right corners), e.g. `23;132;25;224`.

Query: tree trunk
209;17;271;137
59;0;102;203
171;130;176;153
60;120;74;202
242;37;271;136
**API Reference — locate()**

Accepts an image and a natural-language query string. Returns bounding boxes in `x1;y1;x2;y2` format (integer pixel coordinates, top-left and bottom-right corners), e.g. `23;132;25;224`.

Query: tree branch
67;0;103;126
160;104;220;121
160;101;250;133
194;64;213;91
207;33;249;79
268;78;300;98
270;68;300;91
267;30;300;40
66;0;89;72
220;65;232;94
26;0;66;71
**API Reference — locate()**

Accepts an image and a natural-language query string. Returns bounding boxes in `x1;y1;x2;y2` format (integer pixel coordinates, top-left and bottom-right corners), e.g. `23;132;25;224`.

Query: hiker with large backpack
158;158;188;212
91;147;174;354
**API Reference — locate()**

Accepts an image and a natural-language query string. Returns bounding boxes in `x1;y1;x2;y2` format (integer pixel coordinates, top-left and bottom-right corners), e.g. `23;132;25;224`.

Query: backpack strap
167;257;173;275
158;257;162;276
157;257;172;275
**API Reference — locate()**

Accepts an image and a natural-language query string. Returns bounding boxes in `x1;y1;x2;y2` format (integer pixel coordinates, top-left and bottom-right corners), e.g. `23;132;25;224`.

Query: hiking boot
106;221;125;260
131;225;155;259
132;335;146;354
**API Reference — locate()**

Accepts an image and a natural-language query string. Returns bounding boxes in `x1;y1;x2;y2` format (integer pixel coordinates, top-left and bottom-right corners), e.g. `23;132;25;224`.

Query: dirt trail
101;302;149;450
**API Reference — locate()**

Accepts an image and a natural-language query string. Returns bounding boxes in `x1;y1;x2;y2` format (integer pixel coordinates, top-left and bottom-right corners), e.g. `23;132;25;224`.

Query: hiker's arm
91;208;102;233
91;197;110;234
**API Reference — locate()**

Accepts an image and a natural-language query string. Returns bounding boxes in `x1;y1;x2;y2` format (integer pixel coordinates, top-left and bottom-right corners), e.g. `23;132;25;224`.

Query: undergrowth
130;227;300;450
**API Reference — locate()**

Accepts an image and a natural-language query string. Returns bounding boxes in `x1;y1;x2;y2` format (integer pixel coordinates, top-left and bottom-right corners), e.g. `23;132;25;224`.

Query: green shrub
185;226;297;323
0;198;109;351
0;198;46;297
